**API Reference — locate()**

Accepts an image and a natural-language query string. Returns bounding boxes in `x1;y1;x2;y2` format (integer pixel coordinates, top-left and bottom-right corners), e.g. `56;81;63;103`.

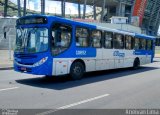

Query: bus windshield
15;28;48;53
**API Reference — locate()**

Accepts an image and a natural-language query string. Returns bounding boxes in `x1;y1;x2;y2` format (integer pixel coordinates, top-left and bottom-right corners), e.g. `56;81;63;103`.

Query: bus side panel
52;58;74;76
102;49;115;69
84;59;96;72
146;55;152;64
134;50;153;65
123;50;135;68
52;58;97;76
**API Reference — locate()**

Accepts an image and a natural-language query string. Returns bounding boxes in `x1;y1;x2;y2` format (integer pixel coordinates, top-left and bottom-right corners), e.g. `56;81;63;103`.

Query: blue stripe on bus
135;34;156;40
134;50;154;55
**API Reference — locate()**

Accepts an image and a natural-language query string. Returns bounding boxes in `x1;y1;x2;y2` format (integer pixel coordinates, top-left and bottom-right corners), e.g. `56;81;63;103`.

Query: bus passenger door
113;33;125;68
90;30;103;71
90;29;104;70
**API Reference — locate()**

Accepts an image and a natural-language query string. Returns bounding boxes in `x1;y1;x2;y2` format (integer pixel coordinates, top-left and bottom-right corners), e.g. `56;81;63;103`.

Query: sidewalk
0;50;13;70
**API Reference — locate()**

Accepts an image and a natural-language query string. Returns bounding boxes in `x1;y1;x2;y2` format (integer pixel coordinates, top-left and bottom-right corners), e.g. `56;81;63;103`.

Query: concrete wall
111;18;127;24
0;18;17;50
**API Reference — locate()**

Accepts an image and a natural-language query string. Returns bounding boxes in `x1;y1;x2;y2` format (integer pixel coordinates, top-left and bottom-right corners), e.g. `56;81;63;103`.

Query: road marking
0;87;19;92
57;94;110;109
37;93;110;115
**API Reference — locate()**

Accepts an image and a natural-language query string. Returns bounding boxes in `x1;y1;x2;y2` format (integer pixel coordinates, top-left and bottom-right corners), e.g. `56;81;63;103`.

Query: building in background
91;0;160;36
1;0;160;36
47;0;160;36
142;0;160;36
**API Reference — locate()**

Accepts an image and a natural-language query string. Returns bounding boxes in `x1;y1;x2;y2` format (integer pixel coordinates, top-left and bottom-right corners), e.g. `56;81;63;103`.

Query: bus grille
17;62;34;65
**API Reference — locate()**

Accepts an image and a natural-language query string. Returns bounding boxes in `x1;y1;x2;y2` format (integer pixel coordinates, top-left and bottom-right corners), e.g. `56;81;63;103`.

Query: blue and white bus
14;15;155;80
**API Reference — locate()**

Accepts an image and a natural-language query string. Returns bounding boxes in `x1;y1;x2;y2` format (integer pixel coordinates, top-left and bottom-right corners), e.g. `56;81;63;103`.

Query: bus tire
133;58;140;69
70;61;85;80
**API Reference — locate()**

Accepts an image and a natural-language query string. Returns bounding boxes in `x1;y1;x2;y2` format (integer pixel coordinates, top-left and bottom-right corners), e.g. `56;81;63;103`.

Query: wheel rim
73;65;82;75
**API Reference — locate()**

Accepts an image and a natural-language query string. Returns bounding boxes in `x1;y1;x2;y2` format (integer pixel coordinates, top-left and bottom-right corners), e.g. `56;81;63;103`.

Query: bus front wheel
70;61;85;80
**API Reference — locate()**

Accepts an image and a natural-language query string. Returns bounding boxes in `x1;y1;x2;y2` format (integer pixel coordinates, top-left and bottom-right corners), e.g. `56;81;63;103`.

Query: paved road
0;58;160;114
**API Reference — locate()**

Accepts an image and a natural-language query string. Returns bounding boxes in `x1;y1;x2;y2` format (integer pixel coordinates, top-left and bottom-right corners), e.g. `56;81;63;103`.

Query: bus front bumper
14;59;52;76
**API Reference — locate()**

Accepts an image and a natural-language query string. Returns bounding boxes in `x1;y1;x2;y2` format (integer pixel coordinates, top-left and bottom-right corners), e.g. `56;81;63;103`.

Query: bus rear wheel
70;62;85;80
133;58;140;69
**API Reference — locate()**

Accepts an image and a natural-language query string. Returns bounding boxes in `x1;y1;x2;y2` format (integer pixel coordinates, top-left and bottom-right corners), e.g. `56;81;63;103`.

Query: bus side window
91;30;102;48
51;23;72;56
134;38;139;50
139;39;146;50
104;32;113;49
114;33;124;49
76;27;89;47
144;39;147;50
125;35;133;50
147;40;152;50
156;38;159;46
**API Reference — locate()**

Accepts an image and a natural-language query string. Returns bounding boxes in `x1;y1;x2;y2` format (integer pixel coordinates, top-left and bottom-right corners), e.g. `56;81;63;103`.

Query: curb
0;64;13;70
0;67;13;70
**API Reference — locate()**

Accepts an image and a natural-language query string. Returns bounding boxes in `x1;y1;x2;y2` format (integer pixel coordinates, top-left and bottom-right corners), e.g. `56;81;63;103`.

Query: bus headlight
33;57;48;67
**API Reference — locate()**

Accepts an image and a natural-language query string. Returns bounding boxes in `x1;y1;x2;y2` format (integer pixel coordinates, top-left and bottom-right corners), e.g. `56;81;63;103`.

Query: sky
10;0;93;15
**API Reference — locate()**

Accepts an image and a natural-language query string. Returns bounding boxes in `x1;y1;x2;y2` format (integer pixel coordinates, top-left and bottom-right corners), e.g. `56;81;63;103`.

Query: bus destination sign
17;17;47;25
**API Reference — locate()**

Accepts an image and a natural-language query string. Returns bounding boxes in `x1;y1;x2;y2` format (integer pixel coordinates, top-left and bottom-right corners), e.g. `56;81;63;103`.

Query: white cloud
46;1;92;15
65;2;78;14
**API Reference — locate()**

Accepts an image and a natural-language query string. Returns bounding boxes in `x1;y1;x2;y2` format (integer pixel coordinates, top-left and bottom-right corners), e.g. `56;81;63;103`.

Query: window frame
90;29;103;48
125;35;134;50
139;38;146;50
50;22;73;56
113;33;125;49
134;37;140;50
104;31;114;49
75;26;90;48
146;39;153;50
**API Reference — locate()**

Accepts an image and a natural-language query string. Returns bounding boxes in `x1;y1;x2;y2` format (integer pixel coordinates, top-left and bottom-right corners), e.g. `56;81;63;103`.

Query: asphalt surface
0;58;160;115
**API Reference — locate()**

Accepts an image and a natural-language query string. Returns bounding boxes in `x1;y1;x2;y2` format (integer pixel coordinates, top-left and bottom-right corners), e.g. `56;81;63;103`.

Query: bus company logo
113;51;125;57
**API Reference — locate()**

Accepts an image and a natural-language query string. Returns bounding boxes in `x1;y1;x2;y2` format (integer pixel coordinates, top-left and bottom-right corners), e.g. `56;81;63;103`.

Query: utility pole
23;0;26;16
78;0;81;18
17;0;21;17
101;0;106;22
93;0;96;20
41;0;45;14
83;0;87;19
4;0;8;17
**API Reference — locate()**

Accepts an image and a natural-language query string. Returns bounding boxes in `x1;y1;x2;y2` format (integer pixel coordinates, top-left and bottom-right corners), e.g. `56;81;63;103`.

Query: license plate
21;67;26;71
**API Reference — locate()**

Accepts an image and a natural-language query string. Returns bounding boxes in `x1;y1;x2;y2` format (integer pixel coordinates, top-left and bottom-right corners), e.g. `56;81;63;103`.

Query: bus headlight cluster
33;57;48;67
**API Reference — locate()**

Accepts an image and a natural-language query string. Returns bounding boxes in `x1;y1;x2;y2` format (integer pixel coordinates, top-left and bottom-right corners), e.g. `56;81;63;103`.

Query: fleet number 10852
76;50;87;55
